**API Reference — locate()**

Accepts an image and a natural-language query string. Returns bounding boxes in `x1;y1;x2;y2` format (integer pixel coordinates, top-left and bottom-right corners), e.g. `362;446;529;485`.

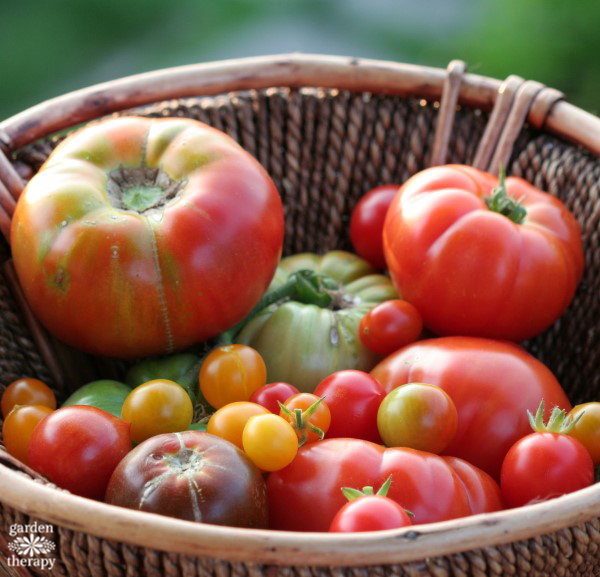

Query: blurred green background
1;0;598;121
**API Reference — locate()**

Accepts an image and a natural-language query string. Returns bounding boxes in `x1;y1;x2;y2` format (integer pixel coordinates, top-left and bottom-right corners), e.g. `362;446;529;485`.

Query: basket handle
473;77;565;175
429;59;467;167
0;139;24;241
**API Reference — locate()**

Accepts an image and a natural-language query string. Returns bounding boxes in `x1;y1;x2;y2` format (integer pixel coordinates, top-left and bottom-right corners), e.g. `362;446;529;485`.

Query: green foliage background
1;0;598;121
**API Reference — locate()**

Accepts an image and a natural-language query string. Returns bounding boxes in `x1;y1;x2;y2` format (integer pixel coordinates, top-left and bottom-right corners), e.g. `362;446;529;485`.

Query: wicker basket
0;54;599;577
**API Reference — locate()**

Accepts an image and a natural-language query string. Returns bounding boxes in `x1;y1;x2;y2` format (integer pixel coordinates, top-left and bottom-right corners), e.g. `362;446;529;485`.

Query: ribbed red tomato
11;116;284;358
383;164;584;341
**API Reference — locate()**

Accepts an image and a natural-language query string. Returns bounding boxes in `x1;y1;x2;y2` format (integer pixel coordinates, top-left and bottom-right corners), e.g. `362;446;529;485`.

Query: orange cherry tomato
2;404;54;465
280;393;331;445
2;377;56;417
206;401;270;449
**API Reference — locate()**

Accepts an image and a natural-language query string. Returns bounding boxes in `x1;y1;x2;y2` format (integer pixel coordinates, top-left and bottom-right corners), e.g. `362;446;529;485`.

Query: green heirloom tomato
235;251;397;392
125;353;201;406
62;379;131;418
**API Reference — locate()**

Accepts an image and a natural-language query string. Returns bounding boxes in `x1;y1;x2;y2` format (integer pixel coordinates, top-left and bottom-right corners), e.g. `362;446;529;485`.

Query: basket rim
1;52;599;156
1;461;599;567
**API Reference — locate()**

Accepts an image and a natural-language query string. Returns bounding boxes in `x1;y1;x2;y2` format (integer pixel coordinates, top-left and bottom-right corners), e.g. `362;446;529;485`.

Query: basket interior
1;86;599;409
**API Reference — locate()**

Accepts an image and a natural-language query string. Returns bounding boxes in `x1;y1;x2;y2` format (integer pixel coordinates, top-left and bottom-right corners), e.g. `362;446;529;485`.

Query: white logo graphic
6;523;56;571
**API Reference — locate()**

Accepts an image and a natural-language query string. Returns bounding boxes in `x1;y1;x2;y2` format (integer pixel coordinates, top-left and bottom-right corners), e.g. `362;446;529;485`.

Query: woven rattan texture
2;87;600;576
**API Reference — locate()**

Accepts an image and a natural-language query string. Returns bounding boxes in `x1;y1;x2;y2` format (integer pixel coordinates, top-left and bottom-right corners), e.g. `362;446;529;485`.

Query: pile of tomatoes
2;117;599;534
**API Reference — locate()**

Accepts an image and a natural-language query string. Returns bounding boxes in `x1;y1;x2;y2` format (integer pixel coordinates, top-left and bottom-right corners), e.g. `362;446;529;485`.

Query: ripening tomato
329;494;413;533
359;299;423;356
121;379;194;443
242;413;299;471
11;116;284;358
371;337;571;479
383;164;584;341
280;393;331;445
313;370;385;443
199;345;267;409
2;377;56;417
377;383;458;454
350;184;399;269
249;382;300;414
567;402;600;465
28;406;131;499
206;401;270;449
267;438;474;531
2;404;54;465
105;431;268;528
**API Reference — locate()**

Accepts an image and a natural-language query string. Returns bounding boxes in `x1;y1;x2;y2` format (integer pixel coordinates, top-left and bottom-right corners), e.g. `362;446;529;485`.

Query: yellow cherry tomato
568;402;600;466
242;413;298;472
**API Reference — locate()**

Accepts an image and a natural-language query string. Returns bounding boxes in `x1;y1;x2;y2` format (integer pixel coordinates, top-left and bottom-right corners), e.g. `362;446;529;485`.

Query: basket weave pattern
0;56;599;576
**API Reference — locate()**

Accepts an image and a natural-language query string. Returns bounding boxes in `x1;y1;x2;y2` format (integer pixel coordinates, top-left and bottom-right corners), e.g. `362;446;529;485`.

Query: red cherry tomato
249;382;300;414
313;370;385;443
359;299;423;356
350;184;398;269
329;494;412;532
500;432;594;508
28;406;131;500
1;377;56;417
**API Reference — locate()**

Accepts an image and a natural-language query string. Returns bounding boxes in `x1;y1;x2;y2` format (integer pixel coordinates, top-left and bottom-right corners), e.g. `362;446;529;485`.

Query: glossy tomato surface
500;432;594;508
383;164;584;341
1;377;56;417
28;406;131;499
11;117;284;358
329;495;413;533
267;438;473;531
105;431;268;528
371;337;571;479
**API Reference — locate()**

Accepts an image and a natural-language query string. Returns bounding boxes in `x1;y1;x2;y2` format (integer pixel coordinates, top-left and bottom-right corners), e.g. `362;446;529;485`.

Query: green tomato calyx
484;165;527;225
341;474;393;501
278;396;326;447
527;399;582;434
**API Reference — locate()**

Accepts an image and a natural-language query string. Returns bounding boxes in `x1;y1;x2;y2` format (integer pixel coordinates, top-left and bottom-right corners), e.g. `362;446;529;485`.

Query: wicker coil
0;54;599;577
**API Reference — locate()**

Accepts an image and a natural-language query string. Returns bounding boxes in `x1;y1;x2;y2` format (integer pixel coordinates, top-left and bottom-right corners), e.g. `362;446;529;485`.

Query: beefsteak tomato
267;437;489;532
11;116;284;358
370;336;572;479
235;250;397;391
383;164;584;341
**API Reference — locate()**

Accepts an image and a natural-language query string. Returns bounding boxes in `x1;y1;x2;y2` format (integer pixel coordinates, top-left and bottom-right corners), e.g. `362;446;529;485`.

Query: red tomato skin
249;382;300;414
359;299;423;356
383;165;584;341
371;337;571;480
28;406;131;500
267;438;472;532
350;185;399;269
500;433;594;508
313;370;385;443
105;431;268;528
443;456;503;514
10;117;284;358
329;495;412;532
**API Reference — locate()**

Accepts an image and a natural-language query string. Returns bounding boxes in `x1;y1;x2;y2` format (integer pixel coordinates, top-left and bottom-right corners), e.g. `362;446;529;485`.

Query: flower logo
8;534;55;557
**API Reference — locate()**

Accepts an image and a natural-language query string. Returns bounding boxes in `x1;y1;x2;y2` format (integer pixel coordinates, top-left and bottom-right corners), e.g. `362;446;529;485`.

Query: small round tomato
28;406;131;499
2;377;56;417
359;299;423;356
313;370;385;443
280;393;331;445
500;432;594;508
329;495;412;532
567;402;600;465
206;401;270;449
2;404;54;465
105;431;268;528
350;184;398;269
199;344;267;409
377;383;458;454
249;382;300;413
121;379;194;443
242;413;299;471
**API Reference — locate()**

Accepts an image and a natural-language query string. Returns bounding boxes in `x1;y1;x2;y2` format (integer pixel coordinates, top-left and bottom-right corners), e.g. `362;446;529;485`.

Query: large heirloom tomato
105;431;268;528
371;337;571;479
383;164;584;341
11;117;284;358
235;250;397;392
267;438;500;532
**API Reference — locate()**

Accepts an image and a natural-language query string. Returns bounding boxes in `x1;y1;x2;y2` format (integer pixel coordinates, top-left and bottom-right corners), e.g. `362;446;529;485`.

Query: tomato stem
216;270;339;345
484;166;527;224
527;399;582;434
